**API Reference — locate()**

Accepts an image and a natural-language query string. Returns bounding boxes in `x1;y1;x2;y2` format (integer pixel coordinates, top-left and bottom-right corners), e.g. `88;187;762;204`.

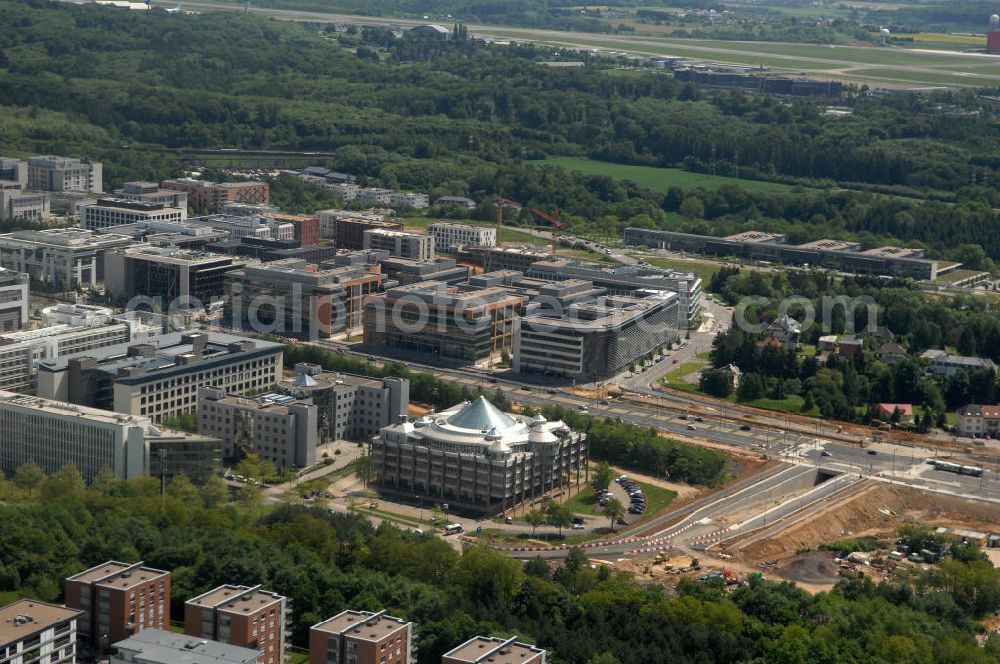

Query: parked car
572;523;585;530
694;416;704;422
740;424;752;431
687;424;696;431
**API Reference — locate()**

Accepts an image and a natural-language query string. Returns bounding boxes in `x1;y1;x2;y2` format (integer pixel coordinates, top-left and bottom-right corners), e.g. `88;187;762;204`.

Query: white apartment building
0;228;132;289
80;198;186;231
356;188;395;206
388;192;429;209
328;183;360;201
0;599;81;664
362;228;434;261
27;156;102;193
427;222;497;252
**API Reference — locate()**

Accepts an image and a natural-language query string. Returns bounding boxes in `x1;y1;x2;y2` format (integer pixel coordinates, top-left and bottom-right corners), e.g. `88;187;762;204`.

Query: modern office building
147;433;223;486
317;212;401;248
623;227;947;281
955;404;1000;438
309;610;412;664
482;246;551;274
427;223;496;252
372;396;587;513
0;269;28;332
526;258;702;329
206;237;341;264
278;363;409;442
65;561;171;650
0;390;217;482
113;181;189;210
0;228;131;289
269;213;320;246
161;179;269;214
0;157;27;188
105;247;242;309
224;259;382;339
378;257;469;286
0;599;81;664
443;637;546;664
184;585;287;664
513;284;679;380
27;156;102;193
80;198;186;231
362;229;433;261
190;214;294;242
363;281;525;362
111;629;260;664
98;220;229;251
0;188;50;222
37;331;284;423
197;387;317;469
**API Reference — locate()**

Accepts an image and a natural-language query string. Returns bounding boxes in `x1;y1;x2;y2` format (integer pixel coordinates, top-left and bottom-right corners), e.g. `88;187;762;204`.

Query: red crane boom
529;207;565;257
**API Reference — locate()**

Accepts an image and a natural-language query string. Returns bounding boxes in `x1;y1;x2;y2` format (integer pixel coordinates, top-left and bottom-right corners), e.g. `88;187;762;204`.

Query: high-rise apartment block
27;156;102;193
442;637;546;664
65;561;170;650
0;599;81;664
184;585;287;664
309;610;412;664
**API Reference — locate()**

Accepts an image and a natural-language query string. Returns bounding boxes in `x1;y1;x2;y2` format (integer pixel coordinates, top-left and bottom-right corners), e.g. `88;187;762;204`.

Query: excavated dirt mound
778;553;840;584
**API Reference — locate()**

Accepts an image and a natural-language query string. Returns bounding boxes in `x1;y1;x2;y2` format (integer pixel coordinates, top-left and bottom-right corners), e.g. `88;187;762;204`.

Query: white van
444;523;464;535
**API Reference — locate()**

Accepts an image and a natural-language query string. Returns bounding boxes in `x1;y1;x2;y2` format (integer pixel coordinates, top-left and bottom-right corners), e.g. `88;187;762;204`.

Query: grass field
538;156;804;194
663;361;704;391
563;486;601;515
643;256;721;284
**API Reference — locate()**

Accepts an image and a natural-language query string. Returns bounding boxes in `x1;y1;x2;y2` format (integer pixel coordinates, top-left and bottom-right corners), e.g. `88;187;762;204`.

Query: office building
269;213;320;246
0;188;50;222
0;599;81;664
190;214;294;242
279;363;409;442
0;228;131;289
147;433;223;486
37;331;284;423
624;227;947;281
513;284;679;381
111;629;260;664
0;269;28;332
362;229;433;261
317;212;401;248
0;157;27;188
184;585;287;664
0;390;217;482
955;404;1000;438
98;220;229;251
364;281;524;362
162;179;269;214
526;258;702;329
356;188;393;207
921;349;998;377
427;223;496;252
114;181;189;210
372;396;587;513
225;258;382;339
105;247;242;309
206;237;340;264
197;387;317;469
27;156;102;193
80;199;186;231
379;257;469;286
309;610;412;664
442;637;546;664
482;246;551;274
65;561;170;650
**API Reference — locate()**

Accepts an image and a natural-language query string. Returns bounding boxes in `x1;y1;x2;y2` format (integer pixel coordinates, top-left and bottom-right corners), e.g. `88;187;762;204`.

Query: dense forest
2;0;1000;257
2;468;1000;664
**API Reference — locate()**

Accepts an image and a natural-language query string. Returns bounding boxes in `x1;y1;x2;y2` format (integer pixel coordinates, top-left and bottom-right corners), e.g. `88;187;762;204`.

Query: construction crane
529;206;565;257
494;193;520;245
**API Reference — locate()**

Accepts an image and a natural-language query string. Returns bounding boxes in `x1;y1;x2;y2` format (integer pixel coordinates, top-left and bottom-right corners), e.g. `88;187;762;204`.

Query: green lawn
563;486;601;516
643;256;721;283
536;156;803;194
735;394;820;416
663;361;705;391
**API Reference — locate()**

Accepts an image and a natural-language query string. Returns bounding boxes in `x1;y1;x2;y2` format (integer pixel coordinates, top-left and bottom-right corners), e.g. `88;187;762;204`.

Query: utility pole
159;448;167;500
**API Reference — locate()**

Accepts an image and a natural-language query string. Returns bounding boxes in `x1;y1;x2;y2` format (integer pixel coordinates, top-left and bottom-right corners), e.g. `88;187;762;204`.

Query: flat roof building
27;156;102;193
310;610;412;664
189;214;294;243
184;585;287;664
362;228;433;261
105;246;242;310
197;387;317;469
482;246;552;274
0;268;29;332
363;281;524;362
37;331;284;423
114;181;189;211
373;397;587;513
65;561;170;650
81;198;186;231
279;363;409;443
443;637;546;664
0;189;50;222
0;599;81;664
162;179;269;214
317;212;401;248
427;223;496;252
379;256;470;287
0;157;27;189
0;228;131;289
111;629;260;664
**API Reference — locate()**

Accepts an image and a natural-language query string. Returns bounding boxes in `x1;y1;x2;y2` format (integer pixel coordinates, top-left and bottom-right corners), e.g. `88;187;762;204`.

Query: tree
737;372;766;401
13;461;44;498
604;498;626;531
679;195;705;220
587;653;622;664
201;475;230;507
545;502;573;536
166;474;200;504
355;455;376;488
235;453;276;483
40;462;84;502
700;369;734;398
90;467;118;495
525;509;546;537
592;461;613;493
